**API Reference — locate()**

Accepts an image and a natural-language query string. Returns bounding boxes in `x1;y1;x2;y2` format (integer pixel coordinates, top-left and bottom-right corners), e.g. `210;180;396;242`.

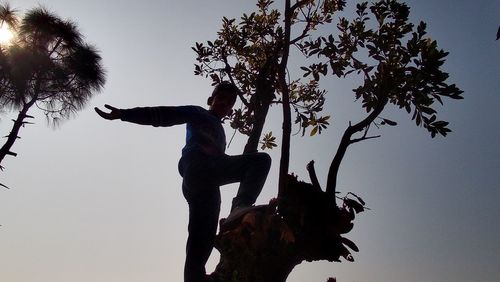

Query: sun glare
0;24;14;45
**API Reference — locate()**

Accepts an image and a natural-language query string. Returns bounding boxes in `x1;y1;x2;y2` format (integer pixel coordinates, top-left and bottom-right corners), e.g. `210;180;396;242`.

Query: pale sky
1;1;499;282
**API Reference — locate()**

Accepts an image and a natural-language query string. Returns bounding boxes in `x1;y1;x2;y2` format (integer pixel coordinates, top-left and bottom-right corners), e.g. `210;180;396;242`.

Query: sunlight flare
0;23;14;44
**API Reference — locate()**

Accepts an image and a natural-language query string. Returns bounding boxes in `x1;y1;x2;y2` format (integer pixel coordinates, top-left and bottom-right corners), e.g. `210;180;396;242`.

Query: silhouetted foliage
0;5;105;179
299;2;463;138
195;1;462;281
193;0;342;156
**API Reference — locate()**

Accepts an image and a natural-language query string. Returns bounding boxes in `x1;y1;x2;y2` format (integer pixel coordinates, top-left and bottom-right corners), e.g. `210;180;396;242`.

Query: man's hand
95;104;122;120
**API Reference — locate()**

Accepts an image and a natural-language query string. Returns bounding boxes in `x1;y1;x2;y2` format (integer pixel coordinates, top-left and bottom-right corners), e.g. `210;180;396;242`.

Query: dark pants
178;152;271;282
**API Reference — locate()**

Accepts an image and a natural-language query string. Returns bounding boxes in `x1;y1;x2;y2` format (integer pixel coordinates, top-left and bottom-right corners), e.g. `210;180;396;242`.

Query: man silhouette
95;81;271;282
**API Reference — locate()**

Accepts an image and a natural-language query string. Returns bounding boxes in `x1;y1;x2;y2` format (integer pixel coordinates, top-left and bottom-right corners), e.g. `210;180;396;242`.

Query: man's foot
225;205;253;223
220;205;267;231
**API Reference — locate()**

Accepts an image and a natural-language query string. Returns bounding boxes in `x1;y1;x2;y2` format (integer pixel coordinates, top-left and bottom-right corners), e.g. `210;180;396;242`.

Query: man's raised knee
257;152;271;170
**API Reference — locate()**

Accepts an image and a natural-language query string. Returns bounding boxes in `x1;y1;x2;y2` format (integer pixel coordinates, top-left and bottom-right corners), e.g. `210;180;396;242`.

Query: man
95;82;271;282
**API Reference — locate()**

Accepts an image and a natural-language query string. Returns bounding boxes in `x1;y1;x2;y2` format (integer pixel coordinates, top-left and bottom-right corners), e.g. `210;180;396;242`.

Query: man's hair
211;81;239;103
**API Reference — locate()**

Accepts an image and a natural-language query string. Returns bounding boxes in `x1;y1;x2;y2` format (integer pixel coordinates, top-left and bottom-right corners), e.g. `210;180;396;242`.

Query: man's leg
181;158;221;282
212;152;271;210
184;194;220;282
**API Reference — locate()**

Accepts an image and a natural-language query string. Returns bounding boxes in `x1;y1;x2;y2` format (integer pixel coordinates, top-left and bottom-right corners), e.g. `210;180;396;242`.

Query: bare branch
350;135;381;144
326;97;388;201
221;51;251;108
306;160;322;191
290;23;311;45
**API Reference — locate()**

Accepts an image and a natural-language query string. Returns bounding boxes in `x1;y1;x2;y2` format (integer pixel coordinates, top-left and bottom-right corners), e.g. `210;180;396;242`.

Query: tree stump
210;174;364;282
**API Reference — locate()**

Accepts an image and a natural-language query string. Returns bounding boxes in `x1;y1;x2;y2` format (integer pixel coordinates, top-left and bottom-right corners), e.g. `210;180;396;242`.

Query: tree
194;1;335;200
194;0;462;281
194;1;463;281
0;5;106;186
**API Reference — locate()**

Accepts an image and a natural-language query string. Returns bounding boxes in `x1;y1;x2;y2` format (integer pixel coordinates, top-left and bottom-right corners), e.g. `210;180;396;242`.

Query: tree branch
221;51;251;108
306;160;322;192
0;97;37;165
278;0;294;198
325;97;387;202
290;1;316;45
291;0;312;12
350;135;381;144
290;24;311;45
48;38;63;57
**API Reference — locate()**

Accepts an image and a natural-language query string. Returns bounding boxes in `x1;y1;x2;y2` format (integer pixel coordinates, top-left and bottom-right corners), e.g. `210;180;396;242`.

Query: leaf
260;131;277;150
341;237;359;252
338;244;354;262
417;21;427;37
310;126;318;136
313;71;320;81
348;192;366;206
355;195;365;206
344;199;364;213
210;73;220;84
382;118;397;126
421;107;436;115
341;222;354;234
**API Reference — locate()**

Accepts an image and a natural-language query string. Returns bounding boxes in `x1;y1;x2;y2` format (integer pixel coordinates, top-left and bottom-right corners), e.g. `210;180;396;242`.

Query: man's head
207;81;239;118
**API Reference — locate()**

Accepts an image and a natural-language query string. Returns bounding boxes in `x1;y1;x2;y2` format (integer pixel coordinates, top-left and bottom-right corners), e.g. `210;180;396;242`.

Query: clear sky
0;1;498;282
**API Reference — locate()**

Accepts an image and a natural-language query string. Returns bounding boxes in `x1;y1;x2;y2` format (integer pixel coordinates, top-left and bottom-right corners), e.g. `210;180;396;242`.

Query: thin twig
350;135;381;144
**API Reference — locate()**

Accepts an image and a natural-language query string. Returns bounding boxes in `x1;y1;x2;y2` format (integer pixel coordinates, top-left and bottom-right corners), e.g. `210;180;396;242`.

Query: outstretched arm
95;104;200;127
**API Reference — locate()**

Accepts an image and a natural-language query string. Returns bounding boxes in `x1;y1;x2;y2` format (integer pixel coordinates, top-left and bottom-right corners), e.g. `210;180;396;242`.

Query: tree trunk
243;57;277;154
277;0;293;198
0;98;36;167
243;93;272;154
210;171;361;282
